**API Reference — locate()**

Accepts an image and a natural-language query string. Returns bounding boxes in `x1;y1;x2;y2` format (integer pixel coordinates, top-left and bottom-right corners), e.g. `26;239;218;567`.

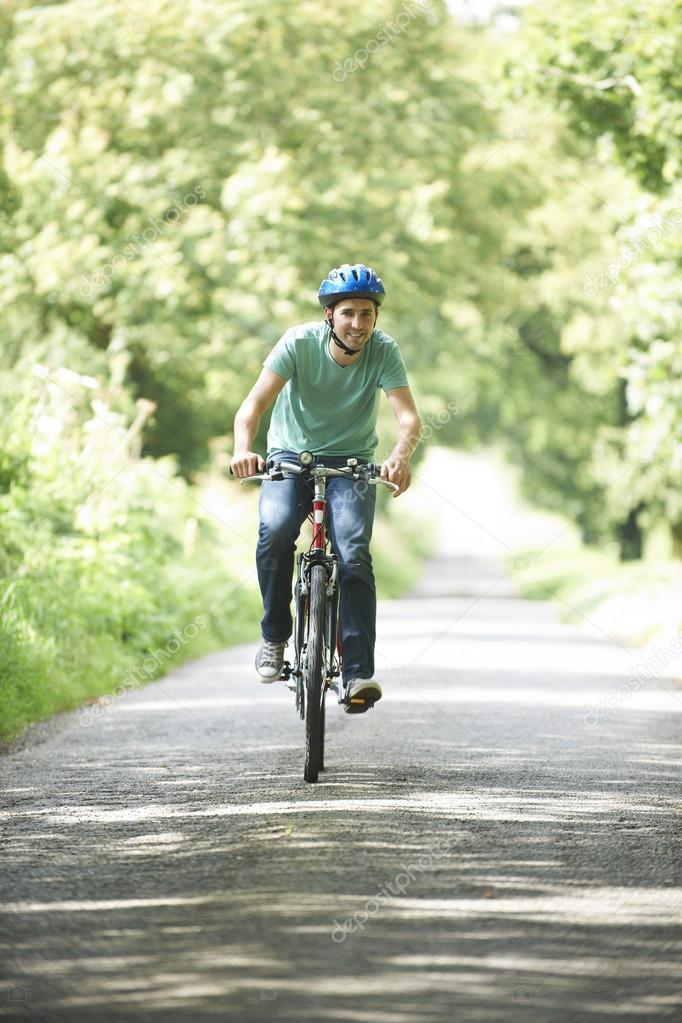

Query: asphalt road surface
2;451;682;1022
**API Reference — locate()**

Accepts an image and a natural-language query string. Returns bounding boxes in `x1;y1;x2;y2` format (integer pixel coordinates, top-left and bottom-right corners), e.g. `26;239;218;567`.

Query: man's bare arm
231;368;287;477
382;386;422;497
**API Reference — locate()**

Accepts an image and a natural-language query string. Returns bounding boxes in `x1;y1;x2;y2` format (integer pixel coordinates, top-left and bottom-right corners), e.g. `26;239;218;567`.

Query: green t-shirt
263;321;408;459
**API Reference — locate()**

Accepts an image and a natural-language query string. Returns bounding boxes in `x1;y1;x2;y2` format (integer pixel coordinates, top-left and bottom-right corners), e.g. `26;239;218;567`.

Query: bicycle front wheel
303;562;327;783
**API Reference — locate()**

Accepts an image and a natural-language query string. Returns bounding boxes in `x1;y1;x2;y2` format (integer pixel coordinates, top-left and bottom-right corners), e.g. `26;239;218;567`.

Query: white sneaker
255;640;287;683
344;678;382;713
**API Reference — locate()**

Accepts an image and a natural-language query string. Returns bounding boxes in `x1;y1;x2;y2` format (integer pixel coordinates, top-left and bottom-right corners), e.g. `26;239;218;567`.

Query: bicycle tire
303;562;326;783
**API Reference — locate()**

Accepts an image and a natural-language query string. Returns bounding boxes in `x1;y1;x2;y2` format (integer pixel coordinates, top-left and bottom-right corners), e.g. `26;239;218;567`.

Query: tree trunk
671;521;682;560
615;504;644;562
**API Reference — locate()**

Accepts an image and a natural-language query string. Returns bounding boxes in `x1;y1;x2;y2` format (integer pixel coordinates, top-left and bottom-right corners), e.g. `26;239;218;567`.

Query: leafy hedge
0;364;261;742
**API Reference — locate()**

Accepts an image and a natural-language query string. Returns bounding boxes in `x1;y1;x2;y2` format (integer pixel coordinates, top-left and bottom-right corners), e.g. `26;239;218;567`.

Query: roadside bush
0;363;260;742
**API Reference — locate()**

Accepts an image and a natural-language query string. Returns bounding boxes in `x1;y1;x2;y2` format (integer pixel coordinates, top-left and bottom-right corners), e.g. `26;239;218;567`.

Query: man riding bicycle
230;263;421;713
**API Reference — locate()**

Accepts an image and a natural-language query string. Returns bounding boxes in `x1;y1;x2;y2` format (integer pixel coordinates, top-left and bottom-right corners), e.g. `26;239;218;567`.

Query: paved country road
2;451;682;1022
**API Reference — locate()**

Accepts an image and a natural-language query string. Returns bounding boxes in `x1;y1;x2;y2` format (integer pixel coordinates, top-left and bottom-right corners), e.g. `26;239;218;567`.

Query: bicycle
239;451;397;783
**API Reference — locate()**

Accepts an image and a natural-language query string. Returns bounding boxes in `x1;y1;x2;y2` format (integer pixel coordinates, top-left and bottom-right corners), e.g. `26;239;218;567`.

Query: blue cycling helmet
318;264;386;307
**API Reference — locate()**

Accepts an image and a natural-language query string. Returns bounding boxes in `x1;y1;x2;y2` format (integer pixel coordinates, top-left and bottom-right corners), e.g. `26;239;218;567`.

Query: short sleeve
264;328;297;381
379;343;409;392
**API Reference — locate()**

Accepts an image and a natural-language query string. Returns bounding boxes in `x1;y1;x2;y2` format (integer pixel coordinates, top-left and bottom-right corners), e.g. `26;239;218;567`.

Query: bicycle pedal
344;697;375;714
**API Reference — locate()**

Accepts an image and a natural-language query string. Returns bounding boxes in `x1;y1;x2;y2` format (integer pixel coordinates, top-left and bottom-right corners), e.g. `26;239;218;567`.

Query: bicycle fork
294;552;340;679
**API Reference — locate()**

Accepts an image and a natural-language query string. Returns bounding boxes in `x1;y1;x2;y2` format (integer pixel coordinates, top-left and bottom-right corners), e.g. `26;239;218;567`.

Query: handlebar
233;457;398;492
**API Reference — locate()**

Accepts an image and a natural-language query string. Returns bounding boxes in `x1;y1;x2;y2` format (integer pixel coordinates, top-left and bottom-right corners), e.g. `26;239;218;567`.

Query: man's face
327;298;377;351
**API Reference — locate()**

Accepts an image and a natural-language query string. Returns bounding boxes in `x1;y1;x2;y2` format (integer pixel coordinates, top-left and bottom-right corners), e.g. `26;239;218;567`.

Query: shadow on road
3;727;682;1021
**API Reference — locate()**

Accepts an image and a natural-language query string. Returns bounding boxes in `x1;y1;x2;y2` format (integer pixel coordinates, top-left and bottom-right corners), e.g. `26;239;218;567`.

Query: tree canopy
2;0;681;558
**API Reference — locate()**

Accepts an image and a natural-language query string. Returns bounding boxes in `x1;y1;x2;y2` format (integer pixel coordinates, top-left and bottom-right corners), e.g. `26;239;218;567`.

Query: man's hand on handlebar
230;450;266;478
230;452;403;492
380;456;411;497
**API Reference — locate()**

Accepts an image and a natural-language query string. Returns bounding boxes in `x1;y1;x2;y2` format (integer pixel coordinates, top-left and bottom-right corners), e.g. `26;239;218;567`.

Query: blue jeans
256;451;377;682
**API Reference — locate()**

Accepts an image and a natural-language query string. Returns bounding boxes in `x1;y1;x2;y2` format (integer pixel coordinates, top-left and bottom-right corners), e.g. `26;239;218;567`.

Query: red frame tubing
312;498;326;550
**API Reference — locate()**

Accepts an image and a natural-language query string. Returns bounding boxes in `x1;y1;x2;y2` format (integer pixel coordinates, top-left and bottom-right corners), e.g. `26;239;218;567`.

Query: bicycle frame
292;470;341;715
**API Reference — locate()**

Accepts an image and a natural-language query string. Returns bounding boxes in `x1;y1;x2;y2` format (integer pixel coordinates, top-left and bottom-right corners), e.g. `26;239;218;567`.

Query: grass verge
509;542;682;650
0;535;262;746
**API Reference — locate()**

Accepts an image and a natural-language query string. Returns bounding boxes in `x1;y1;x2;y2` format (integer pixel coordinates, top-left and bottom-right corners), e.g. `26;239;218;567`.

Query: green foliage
0;365;261;742
2;0;513;736
487;1;682;556
3;0;682;737
511;0;682;193
0;0;507;473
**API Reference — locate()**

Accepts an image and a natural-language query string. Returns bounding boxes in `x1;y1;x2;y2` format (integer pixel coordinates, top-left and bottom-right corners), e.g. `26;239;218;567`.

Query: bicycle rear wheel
303;562;327;783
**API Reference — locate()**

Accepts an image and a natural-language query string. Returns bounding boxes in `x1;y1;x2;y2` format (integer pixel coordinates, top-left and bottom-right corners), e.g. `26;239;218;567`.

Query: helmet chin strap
328;323;359;356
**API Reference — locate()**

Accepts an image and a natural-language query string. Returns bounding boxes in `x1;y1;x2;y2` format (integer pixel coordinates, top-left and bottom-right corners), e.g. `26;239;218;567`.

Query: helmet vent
317;264;386;307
